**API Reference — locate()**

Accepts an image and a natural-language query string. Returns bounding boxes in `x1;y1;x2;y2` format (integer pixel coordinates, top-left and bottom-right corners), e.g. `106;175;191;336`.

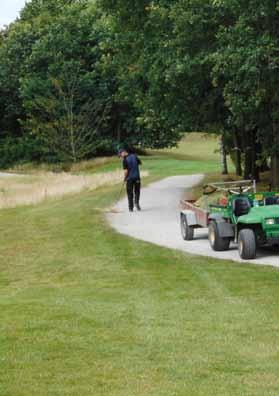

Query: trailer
180;199;209;240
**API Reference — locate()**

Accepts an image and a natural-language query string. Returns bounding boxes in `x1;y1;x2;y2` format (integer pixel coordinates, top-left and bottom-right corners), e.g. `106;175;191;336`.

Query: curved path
107;175;279;267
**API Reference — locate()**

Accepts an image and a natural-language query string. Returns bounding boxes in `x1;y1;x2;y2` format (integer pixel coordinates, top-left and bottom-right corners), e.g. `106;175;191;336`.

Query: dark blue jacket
123;154;141;181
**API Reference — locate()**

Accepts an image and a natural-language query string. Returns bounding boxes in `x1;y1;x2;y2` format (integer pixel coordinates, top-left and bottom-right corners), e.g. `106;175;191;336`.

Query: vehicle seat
233;197;251;216
264;196;279;205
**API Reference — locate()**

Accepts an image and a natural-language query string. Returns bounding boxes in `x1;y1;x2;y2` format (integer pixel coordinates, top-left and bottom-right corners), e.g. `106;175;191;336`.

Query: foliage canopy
1;0;279;185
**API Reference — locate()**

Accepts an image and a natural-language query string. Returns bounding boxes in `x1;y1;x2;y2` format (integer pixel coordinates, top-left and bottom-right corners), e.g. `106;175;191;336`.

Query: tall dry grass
8;156;118;174
0;170;148;209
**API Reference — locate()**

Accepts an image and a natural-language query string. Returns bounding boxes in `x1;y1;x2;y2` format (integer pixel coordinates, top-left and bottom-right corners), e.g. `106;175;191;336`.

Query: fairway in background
7;133;224;180
166;132;220;161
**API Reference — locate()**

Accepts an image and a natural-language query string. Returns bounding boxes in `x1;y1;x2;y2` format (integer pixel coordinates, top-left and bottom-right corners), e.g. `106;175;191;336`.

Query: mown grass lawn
1;134;279;395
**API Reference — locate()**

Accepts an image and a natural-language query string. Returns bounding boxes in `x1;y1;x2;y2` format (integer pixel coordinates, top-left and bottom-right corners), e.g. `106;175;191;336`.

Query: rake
106;182;125;214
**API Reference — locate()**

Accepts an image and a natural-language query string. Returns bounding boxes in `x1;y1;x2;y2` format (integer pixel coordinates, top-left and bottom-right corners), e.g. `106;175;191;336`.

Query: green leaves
0;0;279;184
20;3;112;162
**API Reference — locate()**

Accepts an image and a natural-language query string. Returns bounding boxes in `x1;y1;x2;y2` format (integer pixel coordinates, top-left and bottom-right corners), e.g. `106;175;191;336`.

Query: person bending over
118;149;142;212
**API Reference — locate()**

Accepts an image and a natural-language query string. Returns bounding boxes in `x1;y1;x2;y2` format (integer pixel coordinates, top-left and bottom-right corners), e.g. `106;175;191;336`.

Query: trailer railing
203;180;256;196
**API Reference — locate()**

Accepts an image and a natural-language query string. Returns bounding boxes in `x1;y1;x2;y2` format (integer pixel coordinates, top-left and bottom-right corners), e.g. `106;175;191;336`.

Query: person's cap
118;148;125;156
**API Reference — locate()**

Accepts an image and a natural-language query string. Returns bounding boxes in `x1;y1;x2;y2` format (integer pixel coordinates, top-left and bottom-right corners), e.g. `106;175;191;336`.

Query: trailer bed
180;199;209;228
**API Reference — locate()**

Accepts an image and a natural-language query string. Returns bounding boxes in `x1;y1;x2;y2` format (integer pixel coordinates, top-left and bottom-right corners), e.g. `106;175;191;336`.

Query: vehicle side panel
180;200;209;227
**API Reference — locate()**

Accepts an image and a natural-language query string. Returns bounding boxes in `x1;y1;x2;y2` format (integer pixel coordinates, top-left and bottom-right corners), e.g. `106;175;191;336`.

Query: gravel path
107;175;279;268
0;172;23;177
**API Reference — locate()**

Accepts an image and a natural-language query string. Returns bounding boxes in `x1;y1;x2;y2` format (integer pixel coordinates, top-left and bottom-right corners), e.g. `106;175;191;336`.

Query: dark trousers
126;178;141;210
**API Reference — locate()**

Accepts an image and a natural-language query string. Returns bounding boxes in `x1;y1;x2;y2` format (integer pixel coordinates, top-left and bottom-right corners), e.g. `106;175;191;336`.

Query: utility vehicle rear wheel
238;229;256;260
208;221;230;251
181;214;194;241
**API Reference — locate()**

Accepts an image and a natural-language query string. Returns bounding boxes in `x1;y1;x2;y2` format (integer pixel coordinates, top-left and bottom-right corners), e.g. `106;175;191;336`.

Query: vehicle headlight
266;218;275;225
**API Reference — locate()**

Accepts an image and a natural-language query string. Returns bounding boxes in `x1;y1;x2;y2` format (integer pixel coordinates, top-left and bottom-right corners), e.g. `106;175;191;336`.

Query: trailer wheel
181;214;194;241
238;229;256;260
208;221;230;251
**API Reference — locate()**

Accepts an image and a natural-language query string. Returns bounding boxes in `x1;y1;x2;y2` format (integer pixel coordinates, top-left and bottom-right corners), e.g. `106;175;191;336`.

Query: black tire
238;229;257;260
181;214;194;241
208;221;230;251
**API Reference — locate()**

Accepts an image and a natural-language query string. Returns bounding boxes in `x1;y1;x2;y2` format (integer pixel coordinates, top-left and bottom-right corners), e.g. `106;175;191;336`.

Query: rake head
105;207;123;214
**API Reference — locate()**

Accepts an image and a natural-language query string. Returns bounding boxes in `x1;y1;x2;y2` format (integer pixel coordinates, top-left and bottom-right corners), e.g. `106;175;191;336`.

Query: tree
212;0;279;187
23;64;109;162
0;0;84;164
1;0;279;179
98;0;186;148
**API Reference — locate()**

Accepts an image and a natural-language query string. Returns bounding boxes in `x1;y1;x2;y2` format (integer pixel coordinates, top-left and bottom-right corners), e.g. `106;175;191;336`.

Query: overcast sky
0;0;29;28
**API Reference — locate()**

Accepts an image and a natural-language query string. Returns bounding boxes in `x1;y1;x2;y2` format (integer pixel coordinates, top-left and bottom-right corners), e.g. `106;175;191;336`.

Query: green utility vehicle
180;180;279;260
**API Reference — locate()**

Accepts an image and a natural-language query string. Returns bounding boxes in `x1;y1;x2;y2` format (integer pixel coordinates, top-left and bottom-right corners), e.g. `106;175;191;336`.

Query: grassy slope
1;134;279;396
83;133;222;178
8;134;221;178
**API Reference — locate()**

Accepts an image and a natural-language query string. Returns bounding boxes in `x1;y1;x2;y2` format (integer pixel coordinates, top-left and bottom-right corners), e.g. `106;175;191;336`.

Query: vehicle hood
238;205;279;224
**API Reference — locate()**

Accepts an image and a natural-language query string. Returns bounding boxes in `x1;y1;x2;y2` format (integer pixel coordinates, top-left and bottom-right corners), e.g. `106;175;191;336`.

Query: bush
0;135;42;168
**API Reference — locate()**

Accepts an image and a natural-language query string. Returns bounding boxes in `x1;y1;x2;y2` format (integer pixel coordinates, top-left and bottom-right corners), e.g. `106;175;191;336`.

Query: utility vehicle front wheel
208;221;230;251
238;229;257;260
181;214;194;241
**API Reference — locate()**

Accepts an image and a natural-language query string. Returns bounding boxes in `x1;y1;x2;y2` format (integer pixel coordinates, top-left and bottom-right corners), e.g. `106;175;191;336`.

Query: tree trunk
233;130;242;176
68;94;77;162
271;154;279;189
243;130;254;180
250;131;260;182
243;149;252;180
117;118;121;142
220;134;228;175
271;126;279;188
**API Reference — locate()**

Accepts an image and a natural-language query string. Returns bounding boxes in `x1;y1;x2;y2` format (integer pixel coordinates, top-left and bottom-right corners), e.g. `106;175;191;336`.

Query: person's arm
123;158;129;181
137;156;142;165
124;169;129;181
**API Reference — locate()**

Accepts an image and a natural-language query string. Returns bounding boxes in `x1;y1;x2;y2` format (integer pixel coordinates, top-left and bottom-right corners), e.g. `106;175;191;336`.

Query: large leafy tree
100;0;233;156
21;2;112;161
0;0;84;165
98;0;186;148
212;0;279;186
